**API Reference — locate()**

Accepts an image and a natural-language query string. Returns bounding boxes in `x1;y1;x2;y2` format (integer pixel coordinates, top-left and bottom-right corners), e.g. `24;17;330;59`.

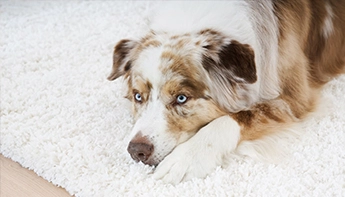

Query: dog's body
108;1;345;184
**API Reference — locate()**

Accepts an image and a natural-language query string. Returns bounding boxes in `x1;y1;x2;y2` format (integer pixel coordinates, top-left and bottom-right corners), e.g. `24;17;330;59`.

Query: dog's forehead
134;46;164;87
133;35;202;88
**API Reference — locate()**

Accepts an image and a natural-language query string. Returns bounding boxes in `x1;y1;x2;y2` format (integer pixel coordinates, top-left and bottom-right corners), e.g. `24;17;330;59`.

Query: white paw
152;115;240;184
152;138;222;184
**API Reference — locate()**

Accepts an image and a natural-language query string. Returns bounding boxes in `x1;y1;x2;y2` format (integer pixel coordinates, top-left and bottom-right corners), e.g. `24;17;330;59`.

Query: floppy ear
203;40;257;84
108;39;138;81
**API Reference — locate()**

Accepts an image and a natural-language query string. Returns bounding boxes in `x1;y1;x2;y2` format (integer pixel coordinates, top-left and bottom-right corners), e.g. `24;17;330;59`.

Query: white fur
129;95;176;164
134;46;163;87
246;1;280;101
130;47;175;163
150;2;255;44
153;115;241;184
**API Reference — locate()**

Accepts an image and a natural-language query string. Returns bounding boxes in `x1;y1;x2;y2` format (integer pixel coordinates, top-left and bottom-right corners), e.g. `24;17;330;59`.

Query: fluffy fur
108;0;345;184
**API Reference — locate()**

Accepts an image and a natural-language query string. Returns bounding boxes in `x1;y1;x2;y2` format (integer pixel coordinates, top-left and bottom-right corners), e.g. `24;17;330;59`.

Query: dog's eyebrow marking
161;51;179;62
132;75;153;96
161;76;207;101
180;79;207;98
146;80;153;91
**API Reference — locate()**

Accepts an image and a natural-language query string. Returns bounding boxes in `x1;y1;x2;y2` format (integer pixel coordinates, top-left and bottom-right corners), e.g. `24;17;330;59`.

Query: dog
108;1;345;184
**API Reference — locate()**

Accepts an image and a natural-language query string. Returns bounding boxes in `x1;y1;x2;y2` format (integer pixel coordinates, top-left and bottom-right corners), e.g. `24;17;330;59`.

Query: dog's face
108;30;257;165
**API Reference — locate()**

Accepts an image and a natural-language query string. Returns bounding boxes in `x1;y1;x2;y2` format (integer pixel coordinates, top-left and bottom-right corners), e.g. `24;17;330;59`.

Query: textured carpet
1;1;345;196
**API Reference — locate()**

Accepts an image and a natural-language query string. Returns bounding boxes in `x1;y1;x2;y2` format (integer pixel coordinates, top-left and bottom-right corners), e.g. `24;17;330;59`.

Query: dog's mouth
132;156;159;167
129;153;159;166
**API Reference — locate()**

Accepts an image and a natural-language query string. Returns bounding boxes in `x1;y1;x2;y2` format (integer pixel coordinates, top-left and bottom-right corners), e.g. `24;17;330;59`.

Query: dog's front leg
153;115;241;184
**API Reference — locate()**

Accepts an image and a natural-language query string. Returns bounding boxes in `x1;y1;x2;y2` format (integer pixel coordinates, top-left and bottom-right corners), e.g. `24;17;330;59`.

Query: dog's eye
134;93;142;102
176;94;188;104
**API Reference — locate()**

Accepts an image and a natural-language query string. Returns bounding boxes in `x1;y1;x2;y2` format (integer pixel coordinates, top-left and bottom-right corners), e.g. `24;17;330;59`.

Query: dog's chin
131;153;165;167
140;158;159;167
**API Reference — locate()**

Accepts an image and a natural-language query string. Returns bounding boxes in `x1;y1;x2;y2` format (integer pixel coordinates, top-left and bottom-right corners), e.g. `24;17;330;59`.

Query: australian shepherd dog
108;1;345;184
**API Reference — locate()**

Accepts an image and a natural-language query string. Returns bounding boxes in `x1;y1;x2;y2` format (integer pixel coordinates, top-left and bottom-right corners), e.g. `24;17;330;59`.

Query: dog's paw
153;115;240;184
153;139;221;184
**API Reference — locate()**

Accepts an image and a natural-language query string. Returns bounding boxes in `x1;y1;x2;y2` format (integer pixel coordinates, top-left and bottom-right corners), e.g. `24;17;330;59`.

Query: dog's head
108;29;256;165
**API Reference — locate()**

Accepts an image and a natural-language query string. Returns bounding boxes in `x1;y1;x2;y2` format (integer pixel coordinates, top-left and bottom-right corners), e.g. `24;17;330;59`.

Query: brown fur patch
161;78;208;105
158;42;225;135
143;40;161;48
165;98;226;134
274;0;345;87
170;33;191;40
273;0;327;118
231;101;291;141
198;28;225;52
161;51;179;63
108;39;138;81
201;37;257;84
126;75;154;118
306;0;345;85
160;49;208;99
218;40;257;83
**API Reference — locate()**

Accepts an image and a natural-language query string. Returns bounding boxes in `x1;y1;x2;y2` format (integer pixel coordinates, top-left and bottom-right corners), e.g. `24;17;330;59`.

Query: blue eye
176;94;188;104
134;93;142;102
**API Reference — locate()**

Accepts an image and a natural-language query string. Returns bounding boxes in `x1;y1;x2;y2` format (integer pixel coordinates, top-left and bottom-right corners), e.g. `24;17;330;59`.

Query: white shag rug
1;1;345;196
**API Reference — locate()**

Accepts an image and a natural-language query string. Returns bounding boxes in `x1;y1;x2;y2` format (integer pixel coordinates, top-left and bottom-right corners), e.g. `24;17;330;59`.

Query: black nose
127;140;154;164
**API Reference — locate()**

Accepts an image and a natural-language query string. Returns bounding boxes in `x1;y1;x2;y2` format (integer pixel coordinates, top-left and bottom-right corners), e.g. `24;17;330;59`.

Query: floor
0;154;71;197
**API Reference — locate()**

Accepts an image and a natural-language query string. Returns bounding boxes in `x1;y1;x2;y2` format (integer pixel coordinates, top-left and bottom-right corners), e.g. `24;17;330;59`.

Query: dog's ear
202;40;257;84
108;39;138;81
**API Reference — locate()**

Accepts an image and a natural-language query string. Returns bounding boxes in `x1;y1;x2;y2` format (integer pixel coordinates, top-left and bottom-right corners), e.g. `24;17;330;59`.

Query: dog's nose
127;135;154;164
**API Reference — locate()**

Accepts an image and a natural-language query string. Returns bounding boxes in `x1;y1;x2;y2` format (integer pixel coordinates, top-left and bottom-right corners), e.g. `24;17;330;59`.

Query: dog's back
307;0;345;85
273;0;345;87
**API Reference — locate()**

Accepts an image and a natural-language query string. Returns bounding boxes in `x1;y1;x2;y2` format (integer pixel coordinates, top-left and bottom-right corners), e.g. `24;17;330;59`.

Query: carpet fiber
1;1;345;196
